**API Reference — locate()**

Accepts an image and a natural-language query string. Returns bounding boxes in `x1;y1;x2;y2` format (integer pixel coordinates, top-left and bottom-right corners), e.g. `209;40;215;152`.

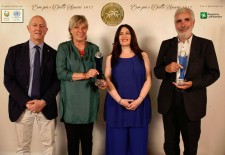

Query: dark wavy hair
111;24;143;67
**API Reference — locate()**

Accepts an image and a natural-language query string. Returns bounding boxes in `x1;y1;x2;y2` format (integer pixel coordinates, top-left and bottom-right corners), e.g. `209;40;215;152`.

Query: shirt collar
29;40;44;51
178;35;193;44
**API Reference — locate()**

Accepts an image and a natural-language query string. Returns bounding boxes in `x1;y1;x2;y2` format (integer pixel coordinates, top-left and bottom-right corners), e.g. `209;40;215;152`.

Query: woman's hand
86;69;99;78
119;99;134;109
126;97;143;111
96;79;107;89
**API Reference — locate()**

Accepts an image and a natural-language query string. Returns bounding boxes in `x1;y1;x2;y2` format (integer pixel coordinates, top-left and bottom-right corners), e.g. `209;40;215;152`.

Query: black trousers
64;122;94;155
163;90;201;155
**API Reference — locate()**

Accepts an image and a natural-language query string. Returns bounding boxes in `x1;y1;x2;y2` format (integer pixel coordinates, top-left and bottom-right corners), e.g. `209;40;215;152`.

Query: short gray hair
174;8;195;22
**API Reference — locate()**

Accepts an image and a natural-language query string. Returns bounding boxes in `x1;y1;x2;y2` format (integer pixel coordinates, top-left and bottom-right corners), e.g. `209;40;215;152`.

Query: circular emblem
95;51;103;58
101;3;124;26
13;11;21;17
4;11;10;17
179;50;186;57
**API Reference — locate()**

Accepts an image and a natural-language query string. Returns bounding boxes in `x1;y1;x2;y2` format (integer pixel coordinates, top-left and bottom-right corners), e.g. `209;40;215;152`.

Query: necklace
74;41;86;56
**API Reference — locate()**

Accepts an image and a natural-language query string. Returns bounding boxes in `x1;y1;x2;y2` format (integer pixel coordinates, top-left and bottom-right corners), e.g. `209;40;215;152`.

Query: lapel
170;37;179;63
41;43;50;76
185;35;199;79
21;41;30;79
167;37;179;80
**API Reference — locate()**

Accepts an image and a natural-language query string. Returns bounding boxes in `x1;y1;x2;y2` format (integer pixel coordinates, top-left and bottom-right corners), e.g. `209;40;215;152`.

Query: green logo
200;12;207;19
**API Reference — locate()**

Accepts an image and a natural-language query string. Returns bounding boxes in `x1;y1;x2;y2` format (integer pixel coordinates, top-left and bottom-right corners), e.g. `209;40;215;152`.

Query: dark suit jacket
154;35;220;121
4;41;60;122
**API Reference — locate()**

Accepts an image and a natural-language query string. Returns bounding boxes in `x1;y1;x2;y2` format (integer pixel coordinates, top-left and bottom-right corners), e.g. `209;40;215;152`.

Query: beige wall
0;0;224;154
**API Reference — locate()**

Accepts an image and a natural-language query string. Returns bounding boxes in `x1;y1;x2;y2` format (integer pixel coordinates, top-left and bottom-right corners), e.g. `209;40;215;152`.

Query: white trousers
15;109;56;155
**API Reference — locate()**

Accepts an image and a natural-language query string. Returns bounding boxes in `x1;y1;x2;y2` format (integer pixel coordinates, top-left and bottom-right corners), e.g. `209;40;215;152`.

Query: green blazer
56;41;102;124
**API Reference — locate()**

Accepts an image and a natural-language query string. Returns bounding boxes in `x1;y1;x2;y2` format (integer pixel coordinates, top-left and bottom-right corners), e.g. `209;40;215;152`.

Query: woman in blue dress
104;24;152;155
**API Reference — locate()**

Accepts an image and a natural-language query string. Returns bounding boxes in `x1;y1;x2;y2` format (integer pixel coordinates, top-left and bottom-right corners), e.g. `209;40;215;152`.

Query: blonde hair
68;15;88;39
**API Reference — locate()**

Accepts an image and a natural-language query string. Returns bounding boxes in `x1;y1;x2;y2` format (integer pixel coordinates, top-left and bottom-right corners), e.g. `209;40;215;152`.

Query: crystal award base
177;79;185;86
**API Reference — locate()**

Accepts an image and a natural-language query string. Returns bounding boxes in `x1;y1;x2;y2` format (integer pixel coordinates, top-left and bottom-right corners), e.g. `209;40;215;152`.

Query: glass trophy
177;50;188;86
94;51;104;86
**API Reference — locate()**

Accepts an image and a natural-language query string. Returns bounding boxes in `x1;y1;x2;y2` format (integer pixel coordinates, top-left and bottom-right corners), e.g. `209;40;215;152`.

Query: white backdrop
0;0;224;155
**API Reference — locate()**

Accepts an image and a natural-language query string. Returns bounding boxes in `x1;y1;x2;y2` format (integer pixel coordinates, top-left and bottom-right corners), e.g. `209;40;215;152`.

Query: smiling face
70;23;88;43
27;16;48;44
175;10;195;42
119;27;131;47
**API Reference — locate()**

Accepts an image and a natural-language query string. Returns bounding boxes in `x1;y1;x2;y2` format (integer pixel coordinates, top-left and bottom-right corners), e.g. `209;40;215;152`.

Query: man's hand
165;62;183;73
172;81;193;90
26;100;46;113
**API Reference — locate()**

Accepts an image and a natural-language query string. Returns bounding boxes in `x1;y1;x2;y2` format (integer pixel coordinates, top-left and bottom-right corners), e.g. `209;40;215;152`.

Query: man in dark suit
154;8;220;155
4;15;60;155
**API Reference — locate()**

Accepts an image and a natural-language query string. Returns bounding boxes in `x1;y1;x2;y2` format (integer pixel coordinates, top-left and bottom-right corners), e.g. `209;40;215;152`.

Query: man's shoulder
9;41;28;50
163;37;177;42
193;35;212;43
44;43;57;53
160;37;177;47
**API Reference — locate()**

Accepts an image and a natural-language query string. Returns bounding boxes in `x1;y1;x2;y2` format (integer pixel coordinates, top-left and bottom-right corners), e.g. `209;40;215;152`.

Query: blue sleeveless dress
104;55;151;127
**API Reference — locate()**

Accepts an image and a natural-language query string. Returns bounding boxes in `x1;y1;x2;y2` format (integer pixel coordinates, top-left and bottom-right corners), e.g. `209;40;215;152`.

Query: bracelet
83;73;86;79
139;96;144;100
118;98;122;104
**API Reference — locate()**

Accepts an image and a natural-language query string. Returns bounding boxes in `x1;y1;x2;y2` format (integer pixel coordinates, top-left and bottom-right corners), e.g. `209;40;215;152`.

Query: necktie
31;45;40;99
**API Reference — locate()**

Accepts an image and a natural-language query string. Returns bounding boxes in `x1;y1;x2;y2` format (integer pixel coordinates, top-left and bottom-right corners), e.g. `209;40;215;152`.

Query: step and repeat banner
0;0;224;154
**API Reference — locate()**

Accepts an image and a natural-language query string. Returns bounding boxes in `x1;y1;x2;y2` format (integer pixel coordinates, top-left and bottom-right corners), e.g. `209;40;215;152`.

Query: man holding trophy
154;8;220;155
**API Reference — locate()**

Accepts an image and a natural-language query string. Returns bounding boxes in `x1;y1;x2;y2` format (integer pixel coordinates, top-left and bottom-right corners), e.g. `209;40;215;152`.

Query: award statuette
177;50;188;86
95;51;104;86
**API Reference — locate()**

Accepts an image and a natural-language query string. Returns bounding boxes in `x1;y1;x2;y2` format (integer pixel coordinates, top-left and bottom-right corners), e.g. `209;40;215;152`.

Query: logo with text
200;12;207;19
101;3;124;26
200;12;222;19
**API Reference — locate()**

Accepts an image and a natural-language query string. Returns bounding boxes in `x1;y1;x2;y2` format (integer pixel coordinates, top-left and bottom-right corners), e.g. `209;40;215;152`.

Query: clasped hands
26;99;46;113
119;98;142;111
